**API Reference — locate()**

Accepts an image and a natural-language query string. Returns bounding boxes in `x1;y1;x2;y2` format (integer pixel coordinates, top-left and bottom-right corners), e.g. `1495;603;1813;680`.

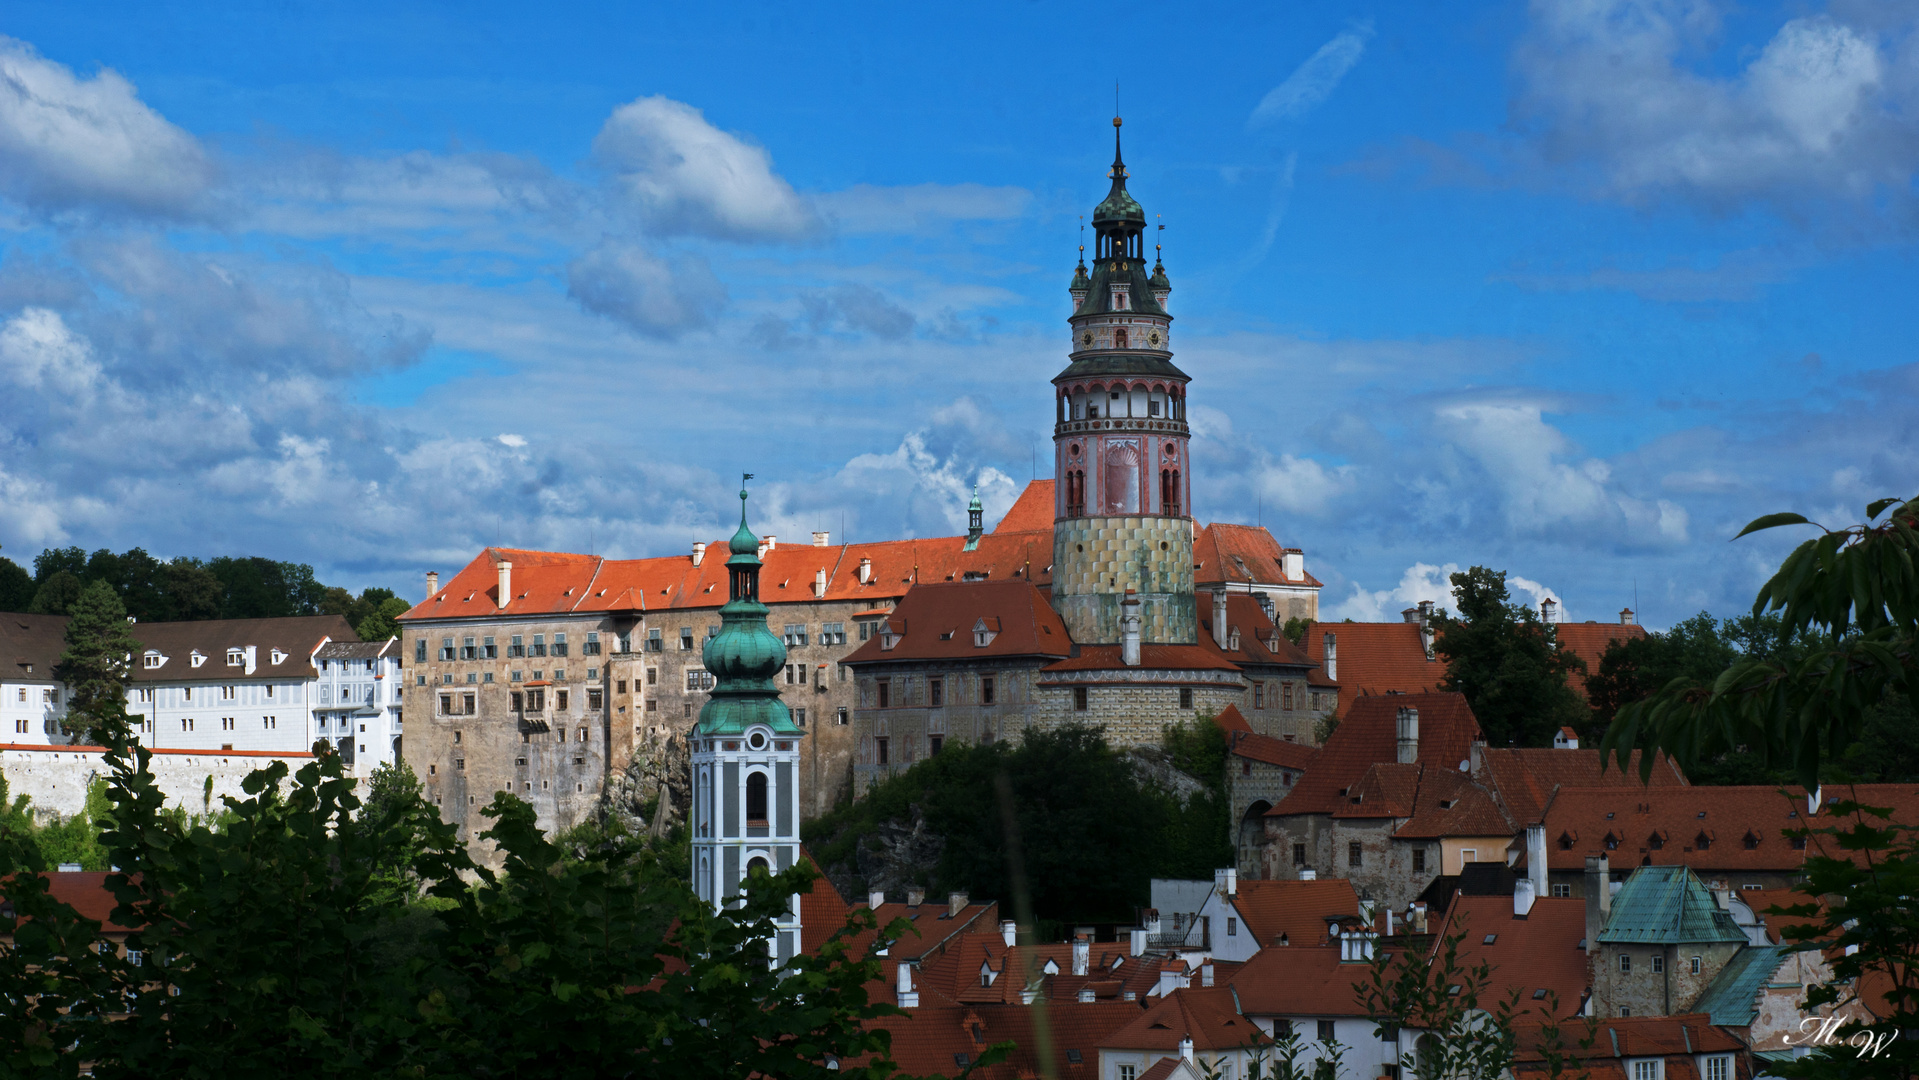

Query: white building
123;615;357;755
1;613;70;743
311;638;402;776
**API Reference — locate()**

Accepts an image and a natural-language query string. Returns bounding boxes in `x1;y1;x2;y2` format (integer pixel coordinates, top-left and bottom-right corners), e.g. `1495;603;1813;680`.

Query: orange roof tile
1474;746;1688;826
993;480;1056;534
1195;524;1321;589
1552;621;1649;700
1269;693;1484;819
1302;621;1443;716
2;871;141;933
1430;895;1589;1017
1216;707;1316;770
1201;593;1318;672
867;1000;1142;1080
1226;878;1362;948
1511;1013;1745;1064
1539;784;1919;873
1226;944;1375;1017
1105;987;1269;1052
842;581;1072;665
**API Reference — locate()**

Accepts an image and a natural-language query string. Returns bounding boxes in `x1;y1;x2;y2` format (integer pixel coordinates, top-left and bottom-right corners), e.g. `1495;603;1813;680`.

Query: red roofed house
1175;869;1363;962
1260;693;1517;909
1227;934;1403;1079
1428;891;1593;1018
1100;987;1271;1080
1509;1013;1751;1080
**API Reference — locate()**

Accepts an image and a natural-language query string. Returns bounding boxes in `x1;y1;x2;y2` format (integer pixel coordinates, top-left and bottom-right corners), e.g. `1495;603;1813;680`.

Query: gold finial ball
1113;116;1122;127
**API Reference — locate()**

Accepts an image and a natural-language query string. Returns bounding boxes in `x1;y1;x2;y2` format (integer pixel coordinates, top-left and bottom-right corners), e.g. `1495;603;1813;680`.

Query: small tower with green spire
689;475;804;962
963;484;984;551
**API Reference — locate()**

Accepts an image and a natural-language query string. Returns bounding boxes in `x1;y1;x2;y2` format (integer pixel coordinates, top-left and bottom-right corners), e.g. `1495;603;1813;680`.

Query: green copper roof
1597;866;1749;945
1692;944;1784;1027
698;481;799;737
1093;122;1145;225
1071;256;1169;319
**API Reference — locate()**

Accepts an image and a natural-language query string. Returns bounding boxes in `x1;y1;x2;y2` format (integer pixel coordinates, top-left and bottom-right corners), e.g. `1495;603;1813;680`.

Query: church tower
1052;118;1197;647
690;478;804;963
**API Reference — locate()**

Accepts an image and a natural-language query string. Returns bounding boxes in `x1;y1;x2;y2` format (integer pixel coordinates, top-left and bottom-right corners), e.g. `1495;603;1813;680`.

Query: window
782;625;808;647
929;678;943;707
583;632;600;655
745;771;768;823
462;694;475;716
531;634;547;657
795;707;807;727
440;637;455;661
1317;1020;1336;1043
877;680;890;708
1651;954;1664;974
227;648;244;666
221;685;237;700
1282;682;1294;710
440;694;453;715
587;688;603;710
144;652;163;668
1119;1067;1137;1080
1690;955;1702;975
1413;849;1426;873
510;670;523;683
1179;688;1193;709
415;639;427;663
1073;686;1088;711
526;689;545;711
1700;1054;1731;1080
482;636;497;659
647;667;657;686
555;689;569;711
929;734;942;755
1630;1060;1662;1080
509;635;525;658
1227;917;1237;937
1253;682;1264;709
1293;843;1306;866
679;627;694;651
461;637;476;660
685;669;714;692
837;707;849;725
1552;884;1572;898
876;737;889;765
1349;842;1363;868
981;676;995;705
552;633;568;657
1620;954;1632;974
647;628;663;652
821;622;846;645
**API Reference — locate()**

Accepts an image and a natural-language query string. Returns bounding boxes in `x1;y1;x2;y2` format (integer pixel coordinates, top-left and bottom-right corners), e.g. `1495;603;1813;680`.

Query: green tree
1432;567;1588;747
33;777;112;871
1281;616;1310;647
54;581;141;745
28;570;83;615
0;554;33;612
161;557;225;620
359;759;431;905
1601;493;1919;1078
356;595;411;642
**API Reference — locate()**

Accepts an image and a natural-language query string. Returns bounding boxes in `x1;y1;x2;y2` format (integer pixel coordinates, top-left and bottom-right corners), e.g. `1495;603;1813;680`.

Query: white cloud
0;37;212;216
592;96;816;242
814;183;1030;234
1327;562;1461;621
0;307;102;399
566;240;727;338
1512;2;1919;213
1250;21;1375;126
497;433;527;448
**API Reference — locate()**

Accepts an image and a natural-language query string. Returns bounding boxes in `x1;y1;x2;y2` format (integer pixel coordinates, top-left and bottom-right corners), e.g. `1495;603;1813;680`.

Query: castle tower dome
690;476;804;963
1052;118;1197;647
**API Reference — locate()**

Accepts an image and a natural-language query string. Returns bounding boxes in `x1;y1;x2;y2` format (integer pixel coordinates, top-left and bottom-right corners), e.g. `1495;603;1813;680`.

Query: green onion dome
698;482;798;736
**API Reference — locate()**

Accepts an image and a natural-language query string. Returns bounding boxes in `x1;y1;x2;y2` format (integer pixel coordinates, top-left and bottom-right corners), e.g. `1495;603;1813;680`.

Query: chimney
1121;590;1142;667
497;561;512;610
1215;867;1237;896
1402;607;1421;624
1001;920;1017;947
1200;962;1214;987
896;961;918;1008
1212;589;1229;648
1396;707;1419;765
1514;878;1537;918
692;541;706;567
1323;632;1337;682
868;889;885;909
1130;928;1147;956
1541;597;1558;624
1073;935;1090;976
426;570;439;595
814;568;827;598
1179;1036;1195;1064
1584;856;1611;954
813;531;830;547
858;557;872;584
1418;600;1436;660
1384;907;1394;936
1527;823;1548;900
948;891;969;918
1282;548;1304;581
906;886;925;907
1620;607;1635;626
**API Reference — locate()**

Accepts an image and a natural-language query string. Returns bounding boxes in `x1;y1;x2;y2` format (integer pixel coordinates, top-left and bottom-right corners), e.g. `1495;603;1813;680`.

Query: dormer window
143;652;165;669
1743;831;1761;850
1604;832;1620;850
271;649;286;665
979;961;996;987
190;651;207;668
1112;287;1130;310
1647;831;1665;851
973;618;998;648
227;649;244;666
1042;958;1059;975
1558;831;1575;850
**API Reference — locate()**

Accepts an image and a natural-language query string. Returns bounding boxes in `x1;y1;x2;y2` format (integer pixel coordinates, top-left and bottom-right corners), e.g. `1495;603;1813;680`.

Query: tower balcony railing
1056;417;1187;437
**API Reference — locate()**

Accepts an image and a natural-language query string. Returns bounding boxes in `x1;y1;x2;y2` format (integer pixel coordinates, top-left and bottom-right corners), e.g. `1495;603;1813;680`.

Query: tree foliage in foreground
1601;493;1919;1078
0;710;971;1079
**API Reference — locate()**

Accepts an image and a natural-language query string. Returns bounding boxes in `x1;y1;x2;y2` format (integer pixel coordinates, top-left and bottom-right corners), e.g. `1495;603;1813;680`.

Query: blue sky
1;1;1915;629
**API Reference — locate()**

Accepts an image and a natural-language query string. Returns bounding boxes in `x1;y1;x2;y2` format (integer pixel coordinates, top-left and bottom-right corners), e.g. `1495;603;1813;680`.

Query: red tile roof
1474;747;1688;825
1203;593;1317;671
1269;693;1484;819
1226;879;1362;948
1216;712;1316;771
1429;895;1589;1017
1105;987;1270;1052
1539;784;1919;873
1388;768;1518;839
993;480;1056;534
1041;643;1242;674
1226;944;1375;1017
3;871;141;933
842;580;1072;665
1302;622;1442;717
868;1000;1142;1080
1510;1013;1745;1066
1137;1058;1187;1080
1195;525;1321;589
1552;621;1649;699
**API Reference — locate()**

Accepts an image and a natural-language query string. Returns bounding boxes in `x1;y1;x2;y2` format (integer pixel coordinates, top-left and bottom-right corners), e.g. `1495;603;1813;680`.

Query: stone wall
1260;812;1444;909
1051;516;1196;644
1228;758;1299;878
1591;941;1742;1019
2;744;320;824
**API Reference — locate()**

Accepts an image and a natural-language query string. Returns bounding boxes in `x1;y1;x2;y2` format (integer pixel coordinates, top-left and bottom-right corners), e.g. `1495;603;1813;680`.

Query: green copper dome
698;480;799;736
1092;121;1145;226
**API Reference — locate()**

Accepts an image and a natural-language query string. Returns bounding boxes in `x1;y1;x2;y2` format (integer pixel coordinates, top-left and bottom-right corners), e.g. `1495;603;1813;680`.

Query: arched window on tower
1114;327;1129;348
746;771;768;827
1172;469;1182;516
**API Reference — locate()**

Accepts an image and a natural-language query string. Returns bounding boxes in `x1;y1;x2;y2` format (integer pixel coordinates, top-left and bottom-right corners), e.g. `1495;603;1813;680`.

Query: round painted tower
1052;118;1196;646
